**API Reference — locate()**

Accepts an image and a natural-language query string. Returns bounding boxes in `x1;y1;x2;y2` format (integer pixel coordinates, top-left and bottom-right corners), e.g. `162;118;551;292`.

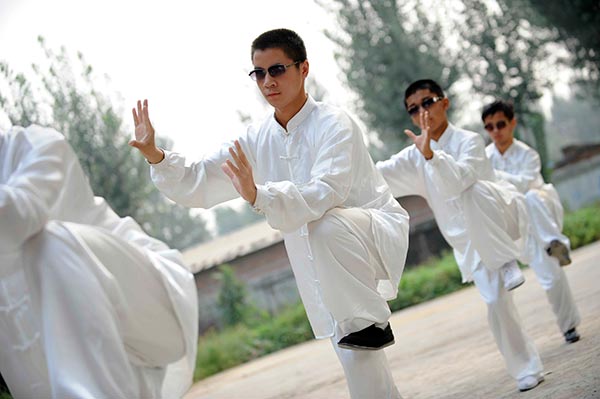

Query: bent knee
307;209;348;240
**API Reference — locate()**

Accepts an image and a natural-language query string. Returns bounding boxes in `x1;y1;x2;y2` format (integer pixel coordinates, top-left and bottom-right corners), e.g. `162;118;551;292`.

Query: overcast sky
0;0;350;153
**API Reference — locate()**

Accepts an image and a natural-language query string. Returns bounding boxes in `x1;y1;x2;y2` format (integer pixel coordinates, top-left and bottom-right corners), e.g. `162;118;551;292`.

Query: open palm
130;99;163;163
404;110;433;160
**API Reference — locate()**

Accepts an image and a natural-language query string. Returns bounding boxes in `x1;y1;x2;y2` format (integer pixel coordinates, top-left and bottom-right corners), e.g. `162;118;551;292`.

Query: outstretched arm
129;99;164;164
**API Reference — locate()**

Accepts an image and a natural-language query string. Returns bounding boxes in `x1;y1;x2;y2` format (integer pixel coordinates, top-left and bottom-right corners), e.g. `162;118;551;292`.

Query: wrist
146;147;165;164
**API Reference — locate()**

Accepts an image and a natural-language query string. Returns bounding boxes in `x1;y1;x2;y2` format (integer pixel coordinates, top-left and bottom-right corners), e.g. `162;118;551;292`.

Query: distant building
552;142;600;210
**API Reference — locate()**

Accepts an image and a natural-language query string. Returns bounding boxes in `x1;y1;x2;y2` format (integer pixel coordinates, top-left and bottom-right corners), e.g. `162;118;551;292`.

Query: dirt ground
185;241;600;399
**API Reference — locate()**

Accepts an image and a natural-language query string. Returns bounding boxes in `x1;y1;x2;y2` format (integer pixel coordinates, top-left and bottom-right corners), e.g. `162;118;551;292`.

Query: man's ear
302;60;309;78
442;97;450;111
510;117;517;130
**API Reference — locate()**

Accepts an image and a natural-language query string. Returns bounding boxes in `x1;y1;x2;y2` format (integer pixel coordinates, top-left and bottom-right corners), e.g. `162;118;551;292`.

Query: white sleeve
150;141;244;209
376;146;425;197
0;130;67;253
494;151;541;193
424;134;487;198
252;114;356;233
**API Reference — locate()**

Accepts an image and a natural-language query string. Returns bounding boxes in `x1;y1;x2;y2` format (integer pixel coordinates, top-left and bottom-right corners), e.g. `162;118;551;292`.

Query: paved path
185;242;600;399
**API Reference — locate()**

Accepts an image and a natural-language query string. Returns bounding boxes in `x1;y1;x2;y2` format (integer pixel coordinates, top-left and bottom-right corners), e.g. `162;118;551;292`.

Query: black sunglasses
249;61;302;81
407;96;444;116
484;120;508;132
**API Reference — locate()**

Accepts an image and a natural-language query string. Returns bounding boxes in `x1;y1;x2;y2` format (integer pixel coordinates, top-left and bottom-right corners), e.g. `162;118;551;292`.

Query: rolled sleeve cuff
148;148;169;169
252;185;269;215
426;150;440;165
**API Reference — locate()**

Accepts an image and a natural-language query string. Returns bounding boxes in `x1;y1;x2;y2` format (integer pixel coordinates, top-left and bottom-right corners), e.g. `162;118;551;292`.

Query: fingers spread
132;108;139;126
404;129;416;139
224;159;240;176
228;146;242;167
221;163;234;179
137;100;144;123
234;140;248;165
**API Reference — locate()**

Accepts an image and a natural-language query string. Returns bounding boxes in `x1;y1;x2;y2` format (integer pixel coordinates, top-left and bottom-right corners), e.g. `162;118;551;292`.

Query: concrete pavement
185;241;600;399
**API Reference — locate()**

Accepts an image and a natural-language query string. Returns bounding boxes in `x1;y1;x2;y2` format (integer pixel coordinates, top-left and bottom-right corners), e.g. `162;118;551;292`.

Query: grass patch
562;203;600;250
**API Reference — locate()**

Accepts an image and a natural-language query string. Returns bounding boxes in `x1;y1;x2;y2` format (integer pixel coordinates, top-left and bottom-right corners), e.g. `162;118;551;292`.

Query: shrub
563;204;600;250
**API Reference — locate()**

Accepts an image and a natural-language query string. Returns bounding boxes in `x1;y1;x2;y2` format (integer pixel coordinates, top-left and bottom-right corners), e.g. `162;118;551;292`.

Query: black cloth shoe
547;239;572;266
337;323;395;351
564;327;580;344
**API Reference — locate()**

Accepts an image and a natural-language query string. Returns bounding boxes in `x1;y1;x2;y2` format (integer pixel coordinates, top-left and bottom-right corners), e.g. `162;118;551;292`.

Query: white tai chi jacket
377;124;528;282
151;95;409;338
0;125;198;398
486;139;569;256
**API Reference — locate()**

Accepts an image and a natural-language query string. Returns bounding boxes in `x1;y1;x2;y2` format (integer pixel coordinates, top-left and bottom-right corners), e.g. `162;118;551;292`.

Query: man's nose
263;72;277;87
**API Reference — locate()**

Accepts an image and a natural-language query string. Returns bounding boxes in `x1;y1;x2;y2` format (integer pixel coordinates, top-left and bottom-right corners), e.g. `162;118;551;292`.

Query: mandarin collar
496;139;517;159
271;94;316;135
433;122;455;149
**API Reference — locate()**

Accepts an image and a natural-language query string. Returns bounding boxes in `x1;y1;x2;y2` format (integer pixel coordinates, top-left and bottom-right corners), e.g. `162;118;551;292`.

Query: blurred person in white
483;99;581;345
0;125;198;398
377;79;545;393
130;28;410;399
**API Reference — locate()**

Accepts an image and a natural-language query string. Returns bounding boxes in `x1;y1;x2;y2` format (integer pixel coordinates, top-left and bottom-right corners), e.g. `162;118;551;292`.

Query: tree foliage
453;0;561;179
322;0;577;178
0;37;210;250
215;264;251;327
320;0;460;160
513;0;600;102
214;203;264;236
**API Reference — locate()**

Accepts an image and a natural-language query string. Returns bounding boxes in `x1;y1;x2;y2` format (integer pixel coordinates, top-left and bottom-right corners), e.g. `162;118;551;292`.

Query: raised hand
221;140;257;205
129;99;164;164
404;110;434;160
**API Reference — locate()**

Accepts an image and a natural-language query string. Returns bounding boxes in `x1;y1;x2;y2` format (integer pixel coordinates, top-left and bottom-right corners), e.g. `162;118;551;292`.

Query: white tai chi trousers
307;208;402;399
462;181;528;271
0;221;186;398
471;264;543;380
526;189;580;334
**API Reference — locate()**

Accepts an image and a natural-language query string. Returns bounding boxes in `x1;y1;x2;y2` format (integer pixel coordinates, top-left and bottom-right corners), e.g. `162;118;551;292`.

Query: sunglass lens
249;69;266;81
407;107;419;116
497;121;507;129
268;64;287;77
421;98;434;109
484;124;493;132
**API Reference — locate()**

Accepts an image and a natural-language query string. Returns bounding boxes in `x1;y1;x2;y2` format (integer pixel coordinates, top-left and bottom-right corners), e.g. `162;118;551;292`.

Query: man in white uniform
130;29;409;399
0;125;198;398
482;99;581;344
376;79;544;392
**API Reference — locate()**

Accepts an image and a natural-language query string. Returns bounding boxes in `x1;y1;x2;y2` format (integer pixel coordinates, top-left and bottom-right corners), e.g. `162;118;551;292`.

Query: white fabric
471;264;543;380
377;124;529;282
486;139;580;333
307;208;391;337
0;125;198;398
486;139;570;252
331;323;402;399
377;124;542;382
151;95;410;339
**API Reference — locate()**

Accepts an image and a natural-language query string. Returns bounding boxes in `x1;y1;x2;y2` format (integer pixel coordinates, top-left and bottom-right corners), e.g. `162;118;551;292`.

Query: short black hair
481;100;515;121
251;29;307;63
404;79;445;108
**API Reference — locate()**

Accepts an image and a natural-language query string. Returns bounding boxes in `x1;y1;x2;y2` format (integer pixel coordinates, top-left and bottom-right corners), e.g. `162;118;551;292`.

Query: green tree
322;0;564;178
214;203;264;236
454;0;563;180
0;37;210;250
320;0;460;160
514;0;600;102
215;264;251;327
